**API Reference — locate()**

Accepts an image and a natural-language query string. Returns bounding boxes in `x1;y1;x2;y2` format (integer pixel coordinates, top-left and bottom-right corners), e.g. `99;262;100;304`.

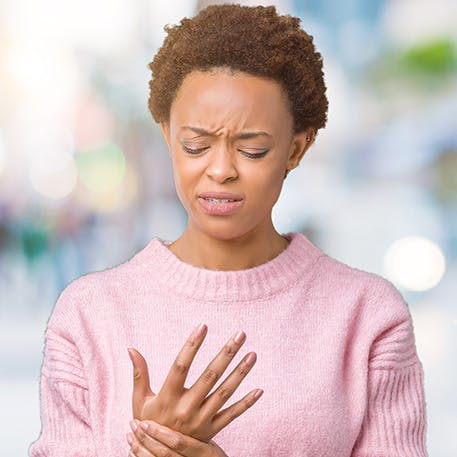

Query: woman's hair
147;3;328;135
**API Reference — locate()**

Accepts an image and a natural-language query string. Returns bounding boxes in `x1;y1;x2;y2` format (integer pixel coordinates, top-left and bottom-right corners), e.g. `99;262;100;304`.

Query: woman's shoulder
313;252;415;354
46;242;155;330
314;250;410;316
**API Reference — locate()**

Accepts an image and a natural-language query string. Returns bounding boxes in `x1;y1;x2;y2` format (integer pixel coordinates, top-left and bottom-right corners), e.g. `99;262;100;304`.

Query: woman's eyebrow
181;126;272;139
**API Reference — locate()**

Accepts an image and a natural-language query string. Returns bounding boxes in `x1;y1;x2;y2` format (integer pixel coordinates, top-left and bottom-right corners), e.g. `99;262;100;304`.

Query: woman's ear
159;121;171;153
287;127;315;170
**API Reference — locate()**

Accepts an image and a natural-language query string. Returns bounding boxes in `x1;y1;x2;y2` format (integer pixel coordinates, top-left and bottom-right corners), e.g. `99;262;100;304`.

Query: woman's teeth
204;198;236;203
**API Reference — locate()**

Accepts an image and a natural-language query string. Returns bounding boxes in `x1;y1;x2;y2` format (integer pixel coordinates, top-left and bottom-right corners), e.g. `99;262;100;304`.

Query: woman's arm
351;281;428;456
29;328;96;456
351;361;427;456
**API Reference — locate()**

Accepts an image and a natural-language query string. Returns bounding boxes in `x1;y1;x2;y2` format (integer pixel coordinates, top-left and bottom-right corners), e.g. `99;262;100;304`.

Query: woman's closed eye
182;145;269;159
182;145;209;155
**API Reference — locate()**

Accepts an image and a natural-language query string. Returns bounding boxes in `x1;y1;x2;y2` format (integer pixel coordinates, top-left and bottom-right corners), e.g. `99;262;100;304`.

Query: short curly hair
147;3;328;135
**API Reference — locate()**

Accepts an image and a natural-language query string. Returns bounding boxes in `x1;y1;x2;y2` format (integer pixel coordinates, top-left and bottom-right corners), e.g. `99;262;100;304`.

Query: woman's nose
205;146;239;183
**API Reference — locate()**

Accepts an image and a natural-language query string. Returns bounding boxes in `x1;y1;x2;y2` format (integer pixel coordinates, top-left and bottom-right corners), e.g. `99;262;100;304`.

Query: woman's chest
135;342;356;456
84;303;364;456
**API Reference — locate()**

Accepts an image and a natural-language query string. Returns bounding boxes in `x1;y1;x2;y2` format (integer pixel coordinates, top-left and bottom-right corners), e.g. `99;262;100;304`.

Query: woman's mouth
197;193;244;216
202;197;238;203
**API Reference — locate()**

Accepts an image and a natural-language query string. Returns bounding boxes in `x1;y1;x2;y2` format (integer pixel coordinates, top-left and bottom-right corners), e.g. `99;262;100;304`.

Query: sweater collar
135;232;324;302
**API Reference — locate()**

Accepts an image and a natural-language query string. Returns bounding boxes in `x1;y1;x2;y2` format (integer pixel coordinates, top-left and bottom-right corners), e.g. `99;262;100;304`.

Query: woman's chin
188;216;268;243
197;225;249;242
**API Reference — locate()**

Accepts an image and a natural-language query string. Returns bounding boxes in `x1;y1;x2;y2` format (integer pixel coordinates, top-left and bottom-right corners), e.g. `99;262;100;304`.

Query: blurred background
0;0;456;455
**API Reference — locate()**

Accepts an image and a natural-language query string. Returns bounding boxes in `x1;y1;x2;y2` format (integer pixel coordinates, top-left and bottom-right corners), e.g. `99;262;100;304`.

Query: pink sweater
29;232;428;456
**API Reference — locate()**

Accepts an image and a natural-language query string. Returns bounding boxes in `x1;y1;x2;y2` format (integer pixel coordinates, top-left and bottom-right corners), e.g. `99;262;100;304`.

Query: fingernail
234;330;246;344
126;432;133;445
140;421;149;431
253;388;264;400
130;419;138;431
194;323;206;337
245;352;256;365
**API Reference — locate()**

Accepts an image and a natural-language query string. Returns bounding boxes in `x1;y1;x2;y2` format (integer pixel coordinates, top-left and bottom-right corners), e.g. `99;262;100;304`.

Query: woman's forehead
170;70;291;130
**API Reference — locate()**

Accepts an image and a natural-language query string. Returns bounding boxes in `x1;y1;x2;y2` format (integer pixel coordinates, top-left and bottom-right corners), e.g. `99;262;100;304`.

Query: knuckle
173;416;186;431
223;344;237;358
159;449;173;457
188;420;202;435
237;364;249;377
245;395;256;408
186;337;197;349
228;407;240;422
133;370;142;382
217;387;231;401
169;435;186;452
174;358;189;375
202;368;219;384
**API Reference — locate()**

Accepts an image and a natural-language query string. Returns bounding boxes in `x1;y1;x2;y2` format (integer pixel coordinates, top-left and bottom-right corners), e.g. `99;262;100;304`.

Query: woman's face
160;68;314;241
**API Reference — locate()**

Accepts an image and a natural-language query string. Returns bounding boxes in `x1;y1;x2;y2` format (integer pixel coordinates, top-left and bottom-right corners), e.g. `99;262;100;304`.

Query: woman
30;4;428;457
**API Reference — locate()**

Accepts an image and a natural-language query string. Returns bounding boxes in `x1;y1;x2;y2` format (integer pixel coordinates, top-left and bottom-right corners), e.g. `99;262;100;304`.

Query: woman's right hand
126;419;229;457
127;324;263;442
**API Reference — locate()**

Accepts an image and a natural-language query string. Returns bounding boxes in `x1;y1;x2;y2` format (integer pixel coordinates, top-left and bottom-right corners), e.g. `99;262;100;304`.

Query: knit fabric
29;232;428;456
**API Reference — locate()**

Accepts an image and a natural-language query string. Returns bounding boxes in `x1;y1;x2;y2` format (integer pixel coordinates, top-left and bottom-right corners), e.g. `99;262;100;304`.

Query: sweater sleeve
29;327;96;456
351;280;428;457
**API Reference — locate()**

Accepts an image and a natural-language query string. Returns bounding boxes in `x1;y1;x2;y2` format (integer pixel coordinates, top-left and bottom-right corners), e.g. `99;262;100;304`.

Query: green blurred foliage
399;38;457;76
367;37;457;91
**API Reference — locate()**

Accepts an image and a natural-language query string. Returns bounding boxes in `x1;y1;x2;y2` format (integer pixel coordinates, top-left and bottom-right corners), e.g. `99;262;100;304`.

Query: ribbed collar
134;232;324;302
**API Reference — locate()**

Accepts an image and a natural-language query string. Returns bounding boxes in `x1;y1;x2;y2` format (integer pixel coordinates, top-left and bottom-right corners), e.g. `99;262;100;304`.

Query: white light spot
384;236;446;291
29;155;78;200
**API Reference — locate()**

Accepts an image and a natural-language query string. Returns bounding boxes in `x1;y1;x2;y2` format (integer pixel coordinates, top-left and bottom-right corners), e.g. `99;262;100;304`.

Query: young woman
30;4;428;457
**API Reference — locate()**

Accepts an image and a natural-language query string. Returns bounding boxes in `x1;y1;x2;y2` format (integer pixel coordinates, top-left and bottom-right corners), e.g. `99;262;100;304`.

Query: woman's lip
198;197;244;216
198;191;243;201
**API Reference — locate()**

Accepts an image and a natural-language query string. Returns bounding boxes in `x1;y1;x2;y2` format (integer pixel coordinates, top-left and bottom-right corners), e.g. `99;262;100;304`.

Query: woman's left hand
126;418;229;457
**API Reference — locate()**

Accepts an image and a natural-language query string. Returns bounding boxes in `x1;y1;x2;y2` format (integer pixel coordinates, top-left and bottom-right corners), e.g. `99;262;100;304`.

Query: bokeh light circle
76;143;126;194
384;235;446;291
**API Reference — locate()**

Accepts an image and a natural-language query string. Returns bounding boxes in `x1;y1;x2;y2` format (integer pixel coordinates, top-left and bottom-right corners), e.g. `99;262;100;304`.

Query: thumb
127;348;154;413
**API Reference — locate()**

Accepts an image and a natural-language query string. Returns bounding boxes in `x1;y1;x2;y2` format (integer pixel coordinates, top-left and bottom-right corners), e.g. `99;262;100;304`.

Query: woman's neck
166;224;290;271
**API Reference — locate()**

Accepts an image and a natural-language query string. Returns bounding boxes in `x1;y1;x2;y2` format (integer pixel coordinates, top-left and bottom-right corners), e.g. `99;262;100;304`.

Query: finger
189;329;246;403
128;348;153;396
127;432;161;457
210;387;264;435
129;429;183;457
135;419;209;457
128;348;154;418
200;350;257;416
126;432;148;456
158;324;208;398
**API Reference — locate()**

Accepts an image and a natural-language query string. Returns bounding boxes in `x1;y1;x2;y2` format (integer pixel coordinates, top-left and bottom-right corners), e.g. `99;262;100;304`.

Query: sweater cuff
351;361;428;456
